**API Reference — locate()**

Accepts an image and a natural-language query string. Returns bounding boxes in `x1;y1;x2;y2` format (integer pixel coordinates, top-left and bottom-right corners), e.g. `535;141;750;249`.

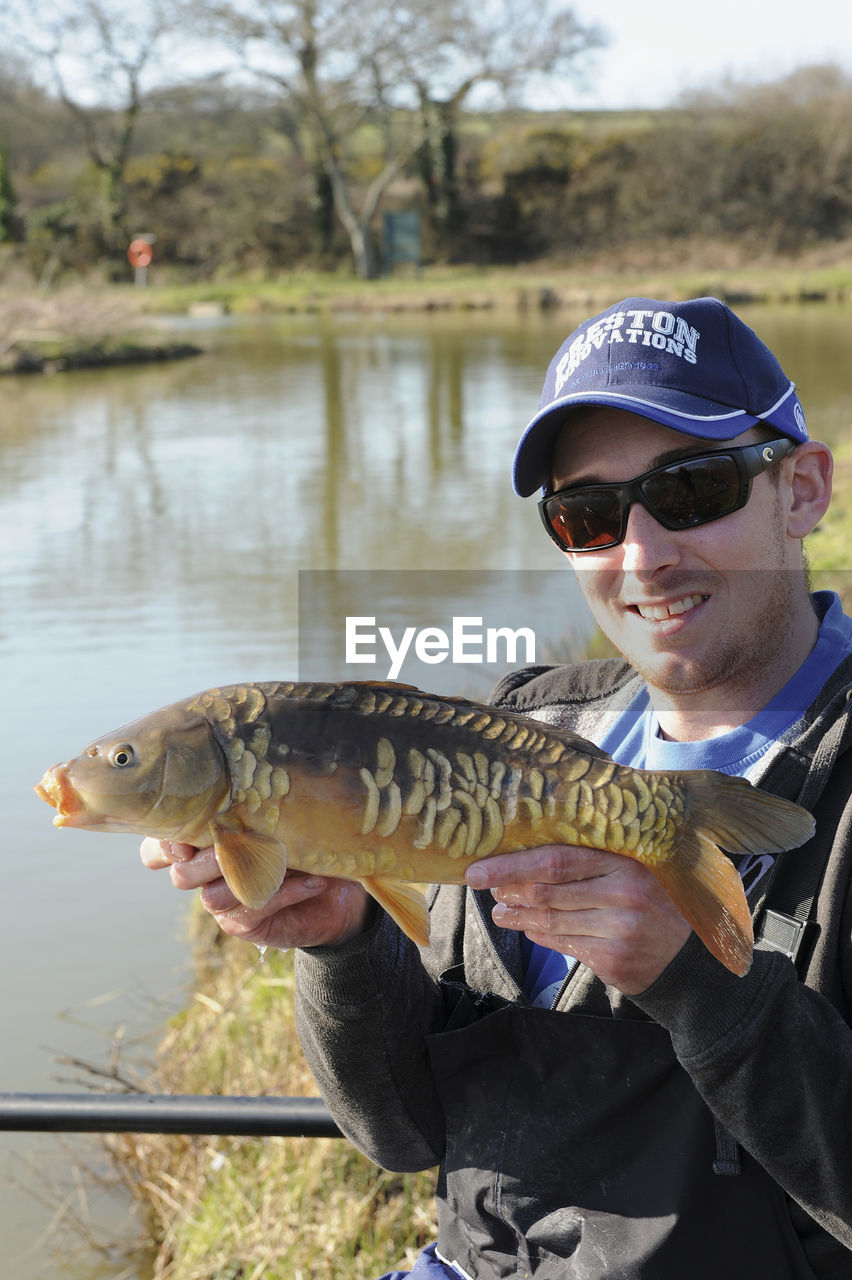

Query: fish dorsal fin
346;680;423;692
551;726;615;762
361;876;430;947
345;679;480;708
212;826;287;909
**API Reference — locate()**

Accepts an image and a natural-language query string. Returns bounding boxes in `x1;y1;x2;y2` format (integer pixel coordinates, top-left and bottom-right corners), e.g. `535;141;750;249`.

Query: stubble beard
631;570;797;697
626;562;799;700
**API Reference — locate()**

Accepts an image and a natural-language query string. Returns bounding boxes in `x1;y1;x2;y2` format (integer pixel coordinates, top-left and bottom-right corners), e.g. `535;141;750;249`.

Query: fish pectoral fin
212;826;287;910
361;877;430;948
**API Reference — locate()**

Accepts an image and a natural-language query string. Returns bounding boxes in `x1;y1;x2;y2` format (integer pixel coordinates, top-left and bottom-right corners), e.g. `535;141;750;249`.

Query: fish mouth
34;766;88;827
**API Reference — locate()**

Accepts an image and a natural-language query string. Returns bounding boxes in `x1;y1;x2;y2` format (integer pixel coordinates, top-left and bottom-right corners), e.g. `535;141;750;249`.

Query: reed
101;908;437;1279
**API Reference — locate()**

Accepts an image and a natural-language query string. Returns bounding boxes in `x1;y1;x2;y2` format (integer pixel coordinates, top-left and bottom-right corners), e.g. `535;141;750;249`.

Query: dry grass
0;291;201;372
0;291;132;353
99;910;438;1280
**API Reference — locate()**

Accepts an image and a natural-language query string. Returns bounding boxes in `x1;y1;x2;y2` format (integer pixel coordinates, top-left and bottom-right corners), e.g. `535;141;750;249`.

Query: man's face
550;407;799;700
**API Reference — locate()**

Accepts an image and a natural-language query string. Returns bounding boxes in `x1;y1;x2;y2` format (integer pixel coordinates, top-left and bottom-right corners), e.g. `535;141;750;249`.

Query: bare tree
201;0;603;276
2;0;604;274
403;0;605;244
3;0;187;255
198;0;426;277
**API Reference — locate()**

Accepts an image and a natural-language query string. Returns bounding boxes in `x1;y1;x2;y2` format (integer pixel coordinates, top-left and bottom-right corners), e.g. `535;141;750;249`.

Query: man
143;296;852;1278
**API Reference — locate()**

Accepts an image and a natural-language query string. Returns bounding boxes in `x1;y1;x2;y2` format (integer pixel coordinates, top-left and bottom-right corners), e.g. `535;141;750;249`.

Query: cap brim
511;384;801;497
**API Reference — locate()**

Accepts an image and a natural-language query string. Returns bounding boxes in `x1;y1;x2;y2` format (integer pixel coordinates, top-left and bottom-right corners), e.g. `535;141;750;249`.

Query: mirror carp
35;679;815;976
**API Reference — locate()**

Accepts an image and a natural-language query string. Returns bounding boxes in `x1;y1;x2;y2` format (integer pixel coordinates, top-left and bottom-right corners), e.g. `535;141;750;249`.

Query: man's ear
785;441;833;539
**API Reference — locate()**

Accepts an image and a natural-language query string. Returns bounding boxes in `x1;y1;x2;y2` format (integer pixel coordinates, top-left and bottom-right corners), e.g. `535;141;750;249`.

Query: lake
2;300;851;1275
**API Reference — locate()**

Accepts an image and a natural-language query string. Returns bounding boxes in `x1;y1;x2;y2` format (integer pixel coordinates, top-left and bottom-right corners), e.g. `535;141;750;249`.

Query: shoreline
1;338;203;375
0;290;204;376
133;257;852;318
2;256;852;373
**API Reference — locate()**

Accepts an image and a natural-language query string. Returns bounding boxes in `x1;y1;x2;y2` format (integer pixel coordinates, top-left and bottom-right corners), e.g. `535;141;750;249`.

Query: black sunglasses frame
538;436;796;553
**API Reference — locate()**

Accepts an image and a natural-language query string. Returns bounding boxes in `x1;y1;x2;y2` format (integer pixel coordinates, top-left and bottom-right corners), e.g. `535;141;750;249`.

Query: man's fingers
139;836;371;950
466;844;622;889
168;845;225;890
139;837;197;870
201;870;327;919
492;898;608;934
139;839;224;892
492;865;645;912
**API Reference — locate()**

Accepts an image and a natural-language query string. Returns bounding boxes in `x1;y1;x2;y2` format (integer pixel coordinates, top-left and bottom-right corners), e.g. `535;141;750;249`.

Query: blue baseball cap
513;296;809;496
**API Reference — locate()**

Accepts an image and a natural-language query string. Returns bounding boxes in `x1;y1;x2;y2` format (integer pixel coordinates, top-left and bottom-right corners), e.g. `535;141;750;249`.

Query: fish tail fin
660;773;815;976
362;877;430;947
684;771;815;856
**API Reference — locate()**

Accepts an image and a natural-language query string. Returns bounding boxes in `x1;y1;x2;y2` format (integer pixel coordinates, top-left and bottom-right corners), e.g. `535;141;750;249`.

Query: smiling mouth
632;593;708;621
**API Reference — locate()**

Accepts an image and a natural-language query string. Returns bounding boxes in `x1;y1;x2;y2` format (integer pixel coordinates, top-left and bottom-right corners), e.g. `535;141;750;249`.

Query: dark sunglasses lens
642;455;742;528
544;489;624;550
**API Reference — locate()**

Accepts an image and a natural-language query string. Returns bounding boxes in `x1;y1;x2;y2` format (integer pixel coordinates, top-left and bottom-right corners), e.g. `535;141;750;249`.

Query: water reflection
3;313;575;681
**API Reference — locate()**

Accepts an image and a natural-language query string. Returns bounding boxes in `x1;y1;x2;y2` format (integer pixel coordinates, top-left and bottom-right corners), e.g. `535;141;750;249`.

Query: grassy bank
99;910;437;1279
3;251;852;372
120;249;852;317
6;244;852;332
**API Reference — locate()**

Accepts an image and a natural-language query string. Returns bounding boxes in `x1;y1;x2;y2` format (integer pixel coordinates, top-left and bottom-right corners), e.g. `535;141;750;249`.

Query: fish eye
109;744;135;768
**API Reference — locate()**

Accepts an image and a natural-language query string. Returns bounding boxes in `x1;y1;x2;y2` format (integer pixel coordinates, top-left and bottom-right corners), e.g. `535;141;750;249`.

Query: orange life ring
127;239;154;268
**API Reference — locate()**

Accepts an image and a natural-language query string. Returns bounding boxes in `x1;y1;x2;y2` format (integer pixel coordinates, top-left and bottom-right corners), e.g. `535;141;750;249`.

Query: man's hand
139;840;372;949
466;844;692;995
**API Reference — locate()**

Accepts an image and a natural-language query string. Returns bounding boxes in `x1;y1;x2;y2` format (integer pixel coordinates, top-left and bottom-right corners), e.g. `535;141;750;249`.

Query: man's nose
619;500;683;573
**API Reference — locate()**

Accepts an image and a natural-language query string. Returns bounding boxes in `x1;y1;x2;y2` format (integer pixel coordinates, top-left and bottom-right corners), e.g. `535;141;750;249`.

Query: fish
35;679;815;976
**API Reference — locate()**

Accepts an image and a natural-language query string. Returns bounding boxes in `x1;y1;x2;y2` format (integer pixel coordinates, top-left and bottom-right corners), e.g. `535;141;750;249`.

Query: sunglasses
539;437;795;553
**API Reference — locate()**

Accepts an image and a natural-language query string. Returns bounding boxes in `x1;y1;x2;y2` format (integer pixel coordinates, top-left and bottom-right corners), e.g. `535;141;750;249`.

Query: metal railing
0;1092;342;1137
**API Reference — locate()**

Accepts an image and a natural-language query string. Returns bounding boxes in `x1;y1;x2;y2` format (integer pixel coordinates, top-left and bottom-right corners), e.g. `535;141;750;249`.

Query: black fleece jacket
295;654;852;1277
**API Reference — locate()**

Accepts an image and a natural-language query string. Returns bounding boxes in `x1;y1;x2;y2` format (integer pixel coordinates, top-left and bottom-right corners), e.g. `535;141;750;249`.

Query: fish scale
195;681;678;868
36;679;816;976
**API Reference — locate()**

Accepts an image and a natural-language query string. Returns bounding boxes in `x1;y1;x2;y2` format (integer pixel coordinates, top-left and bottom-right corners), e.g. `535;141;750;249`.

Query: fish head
35;702;230;840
